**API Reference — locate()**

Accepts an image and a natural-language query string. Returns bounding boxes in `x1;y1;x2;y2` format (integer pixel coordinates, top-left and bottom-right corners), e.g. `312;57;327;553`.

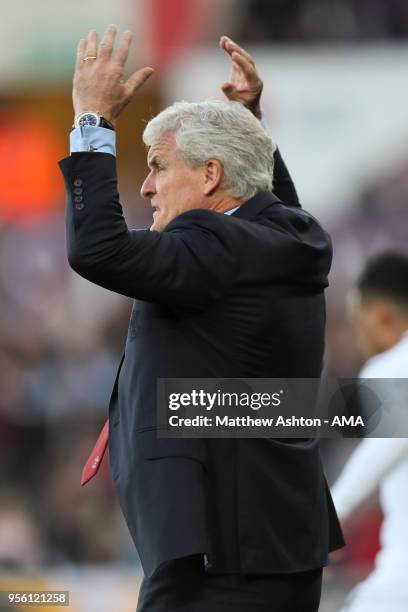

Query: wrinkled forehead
147;131;177;164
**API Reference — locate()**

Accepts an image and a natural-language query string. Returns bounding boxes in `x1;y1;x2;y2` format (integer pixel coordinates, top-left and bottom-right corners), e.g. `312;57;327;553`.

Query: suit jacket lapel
232;191;281;221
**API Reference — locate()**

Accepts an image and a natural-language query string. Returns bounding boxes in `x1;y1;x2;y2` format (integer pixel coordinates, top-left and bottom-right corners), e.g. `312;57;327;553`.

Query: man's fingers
231;51;257;79
221;82;239;101
221;82;234;94
98;24;117;60
115;30;133;66
76;38;87;69
228;38;255;66
125;67;154;96
220;35;255;66
84;29;98;60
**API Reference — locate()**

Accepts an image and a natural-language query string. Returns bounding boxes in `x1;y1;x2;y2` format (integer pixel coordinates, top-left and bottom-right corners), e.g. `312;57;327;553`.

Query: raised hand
73;24;154;124
219;36;263;120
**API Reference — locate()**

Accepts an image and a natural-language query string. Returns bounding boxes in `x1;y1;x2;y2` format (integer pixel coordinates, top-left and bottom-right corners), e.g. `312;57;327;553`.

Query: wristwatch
73;112;114;130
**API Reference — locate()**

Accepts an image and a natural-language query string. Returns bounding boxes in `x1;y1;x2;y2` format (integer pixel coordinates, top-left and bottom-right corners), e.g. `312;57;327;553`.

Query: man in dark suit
60;25;343;612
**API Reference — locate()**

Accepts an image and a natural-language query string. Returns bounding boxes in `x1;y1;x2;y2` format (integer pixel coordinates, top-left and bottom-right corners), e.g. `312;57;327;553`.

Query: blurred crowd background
1;0;408;610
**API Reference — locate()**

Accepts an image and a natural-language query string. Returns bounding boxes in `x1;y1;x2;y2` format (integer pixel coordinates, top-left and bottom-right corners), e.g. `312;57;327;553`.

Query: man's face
141;132;206;232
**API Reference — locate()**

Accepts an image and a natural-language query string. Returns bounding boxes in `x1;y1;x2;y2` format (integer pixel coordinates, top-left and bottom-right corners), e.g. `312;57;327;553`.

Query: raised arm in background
219;36;300;208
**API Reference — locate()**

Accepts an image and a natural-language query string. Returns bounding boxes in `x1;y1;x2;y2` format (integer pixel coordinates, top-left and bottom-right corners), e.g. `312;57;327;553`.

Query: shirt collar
224;206;240;215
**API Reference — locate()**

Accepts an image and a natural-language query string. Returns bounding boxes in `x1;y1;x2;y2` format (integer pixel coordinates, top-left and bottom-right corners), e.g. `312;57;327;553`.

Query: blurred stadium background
1;0;407;610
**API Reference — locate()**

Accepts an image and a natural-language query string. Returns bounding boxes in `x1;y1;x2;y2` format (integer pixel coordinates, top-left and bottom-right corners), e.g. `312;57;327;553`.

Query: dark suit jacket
59;148;344;578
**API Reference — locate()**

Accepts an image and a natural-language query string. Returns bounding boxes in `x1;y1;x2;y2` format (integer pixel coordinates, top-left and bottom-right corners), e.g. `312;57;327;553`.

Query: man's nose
141;172;156;199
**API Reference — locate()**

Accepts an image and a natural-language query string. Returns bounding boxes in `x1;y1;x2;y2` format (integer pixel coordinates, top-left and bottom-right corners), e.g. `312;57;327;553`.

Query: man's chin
150;215;165;232
150;211;179;232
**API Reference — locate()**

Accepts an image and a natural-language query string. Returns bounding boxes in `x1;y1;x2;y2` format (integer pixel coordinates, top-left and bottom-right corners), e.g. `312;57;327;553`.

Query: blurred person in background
332;252;408;612
59;25;343;612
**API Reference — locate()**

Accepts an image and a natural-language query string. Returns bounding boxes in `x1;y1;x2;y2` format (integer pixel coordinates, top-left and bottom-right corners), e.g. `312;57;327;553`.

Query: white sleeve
331;438;408;518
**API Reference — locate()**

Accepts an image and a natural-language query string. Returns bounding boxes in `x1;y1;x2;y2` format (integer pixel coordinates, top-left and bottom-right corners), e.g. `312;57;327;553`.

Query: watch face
78;113;99;127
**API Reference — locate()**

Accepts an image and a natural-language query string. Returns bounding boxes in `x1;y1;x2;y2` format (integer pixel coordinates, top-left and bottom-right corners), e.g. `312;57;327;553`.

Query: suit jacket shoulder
59;152;331;308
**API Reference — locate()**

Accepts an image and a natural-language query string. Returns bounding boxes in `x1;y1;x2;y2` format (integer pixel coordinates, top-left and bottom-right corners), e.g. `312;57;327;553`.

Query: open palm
220;36;263;119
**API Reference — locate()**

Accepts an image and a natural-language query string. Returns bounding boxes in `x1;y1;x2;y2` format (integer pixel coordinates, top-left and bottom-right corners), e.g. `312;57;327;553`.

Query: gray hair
143;99;274;201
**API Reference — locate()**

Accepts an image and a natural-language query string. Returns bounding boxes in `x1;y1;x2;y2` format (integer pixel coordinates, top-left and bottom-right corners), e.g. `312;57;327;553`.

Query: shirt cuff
70;126;117;156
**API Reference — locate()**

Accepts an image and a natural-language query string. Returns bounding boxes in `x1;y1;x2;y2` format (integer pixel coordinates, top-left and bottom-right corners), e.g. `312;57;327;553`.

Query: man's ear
203;159;224;196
